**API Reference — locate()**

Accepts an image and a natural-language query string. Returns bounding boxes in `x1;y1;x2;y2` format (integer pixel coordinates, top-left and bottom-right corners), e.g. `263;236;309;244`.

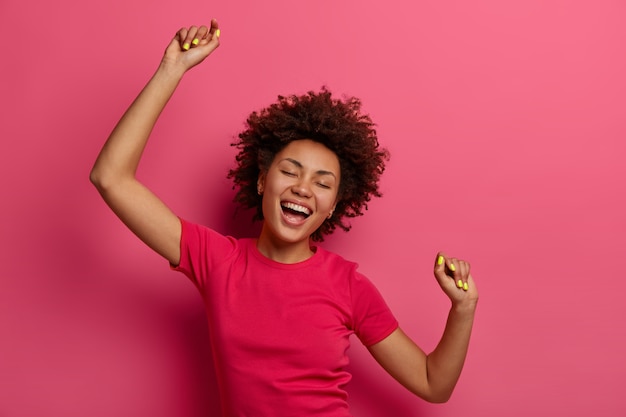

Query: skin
256;139;340;263
90;21;478;405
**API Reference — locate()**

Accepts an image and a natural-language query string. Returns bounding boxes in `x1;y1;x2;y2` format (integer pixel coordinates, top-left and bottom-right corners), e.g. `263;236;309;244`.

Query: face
257;139;340;252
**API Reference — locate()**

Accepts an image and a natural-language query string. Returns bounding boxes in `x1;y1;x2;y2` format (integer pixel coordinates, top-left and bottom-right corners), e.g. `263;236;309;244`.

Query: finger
434;252;447;278
169;28;189;54
209;18;220;36
195;25;209;44
467;273;475;288
182;26;199;51
434;252;445;269
458;260;470;291
176;27;189;44
434;252;456;288
447;257;465;290
207;19;221;42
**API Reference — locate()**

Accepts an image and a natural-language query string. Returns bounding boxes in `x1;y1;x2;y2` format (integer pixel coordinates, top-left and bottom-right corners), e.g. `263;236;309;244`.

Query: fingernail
192;38;199;45
457;279;463;288
437;255;444;266
216;29;221;38
183;43;190;50
449;263;456;272
463;282;469;291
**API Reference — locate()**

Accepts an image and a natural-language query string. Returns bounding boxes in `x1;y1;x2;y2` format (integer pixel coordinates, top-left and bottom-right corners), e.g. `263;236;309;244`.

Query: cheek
320;192;339;211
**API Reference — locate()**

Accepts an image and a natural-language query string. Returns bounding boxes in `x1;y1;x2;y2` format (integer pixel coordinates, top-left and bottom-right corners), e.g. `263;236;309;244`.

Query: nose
291;179;312;198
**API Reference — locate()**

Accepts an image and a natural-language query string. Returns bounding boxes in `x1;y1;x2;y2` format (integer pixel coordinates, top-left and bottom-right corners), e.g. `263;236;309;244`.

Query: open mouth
281;202;311;221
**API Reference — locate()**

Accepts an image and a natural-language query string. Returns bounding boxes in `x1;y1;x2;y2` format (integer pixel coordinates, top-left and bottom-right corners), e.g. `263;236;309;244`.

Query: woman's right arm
90;22;220;266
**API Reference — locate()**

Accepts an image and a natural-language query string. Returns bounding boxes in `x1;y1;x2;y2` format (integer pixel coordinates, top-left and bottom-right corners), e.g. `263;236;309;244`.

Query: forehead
273;140;340;172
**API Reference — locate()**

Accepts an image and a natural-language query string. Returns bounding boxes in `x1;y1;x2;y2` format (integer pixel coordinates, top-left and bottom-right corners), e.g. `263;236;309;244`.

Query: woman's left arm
367;252;478;403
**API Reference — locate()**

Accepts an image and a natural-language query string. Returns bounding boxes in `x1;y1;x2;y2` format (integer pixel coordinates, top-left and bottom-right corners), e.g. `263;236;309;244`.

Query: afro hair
228;87;389;241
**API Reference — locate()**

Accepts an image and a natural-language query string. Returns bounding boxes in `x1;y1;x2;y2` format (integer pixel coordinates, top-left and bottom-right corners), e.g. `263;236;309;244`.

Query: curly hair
228;87;389;241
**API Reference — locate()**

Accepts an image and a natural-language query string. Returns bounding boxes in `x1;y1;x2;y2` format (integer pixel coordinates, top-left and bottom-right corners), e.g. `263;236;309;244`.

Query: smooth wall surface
1;1;625;416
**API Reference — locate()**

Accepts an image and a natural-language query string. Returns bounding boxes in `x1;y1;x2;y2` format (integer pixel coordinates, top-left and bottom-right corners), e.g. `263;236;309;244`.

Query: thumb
433;252;456;287
434;252;447;279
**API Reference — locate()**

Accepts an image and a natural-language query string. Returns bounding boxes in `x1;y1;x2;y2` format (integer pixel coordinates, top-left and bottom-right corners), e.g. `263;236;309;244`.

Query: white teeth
282;202;311;215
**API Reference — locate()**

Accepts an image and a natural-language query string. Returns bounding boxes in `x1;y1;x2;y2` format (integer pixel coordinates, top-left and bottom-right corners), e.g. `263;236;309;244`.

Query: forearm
369;255;478;403
86;24;218;266
425;301;477;402
90;62;185;188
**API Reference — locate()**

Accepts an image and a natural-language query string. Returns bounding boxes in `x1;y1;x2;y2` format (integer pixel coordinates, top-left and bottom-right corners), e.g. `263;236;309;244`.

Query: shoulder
179;218;243;260
313;246;378;296
175;218;248;285
180;218;234;240
314;245;360;275
315;247;385;298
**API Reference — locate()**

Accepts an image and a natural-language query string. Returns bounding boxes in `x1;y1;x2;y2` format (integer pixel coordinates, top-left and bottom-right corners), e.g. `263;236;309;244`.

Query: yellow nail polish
437;256;443;266
449;263;456;272
457;280;463;288
216;29;221;38
192;38;199;45
463;282;469;291
183;43;190;50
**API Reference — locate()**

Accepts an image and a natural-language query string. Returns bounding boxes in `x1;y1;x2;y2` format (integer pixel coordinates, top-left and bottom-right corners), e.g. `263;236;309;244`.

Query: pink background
1;0;625;416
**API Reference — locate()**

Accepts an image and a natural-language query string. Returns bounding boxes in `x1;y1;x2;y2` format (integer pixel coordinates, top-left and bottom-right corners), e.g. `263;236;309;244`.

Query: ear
257;172;266;195
328;203;337;219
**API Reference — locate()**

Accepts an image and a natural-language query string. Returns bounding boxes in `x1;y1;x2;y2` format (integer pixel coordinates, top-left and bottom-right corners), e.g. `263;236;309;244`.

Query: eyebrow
281;158;337;179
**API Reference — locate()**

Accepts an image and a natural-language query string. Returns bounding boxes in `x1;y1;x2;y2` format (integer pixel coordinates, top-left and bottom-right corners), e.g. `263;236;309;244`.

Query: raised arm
90;22;221;265
368;253;478;403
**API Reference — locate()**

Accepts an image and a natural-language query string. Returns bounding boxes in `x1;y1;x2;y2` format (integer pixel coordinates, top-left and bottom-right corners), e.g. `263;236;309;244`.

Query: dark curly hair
228;87;389;241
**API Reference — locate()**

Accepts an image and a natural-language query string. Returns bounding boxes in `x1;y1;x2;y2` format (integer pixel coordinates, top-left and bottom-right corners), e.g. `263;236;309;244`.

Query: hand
433;252;479;309
161;20;221;72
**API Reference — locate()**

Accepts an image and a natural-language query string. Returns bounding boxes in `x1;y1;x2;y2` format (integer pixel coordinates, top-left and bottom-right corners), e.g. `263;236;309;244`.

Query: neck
256;228;314;264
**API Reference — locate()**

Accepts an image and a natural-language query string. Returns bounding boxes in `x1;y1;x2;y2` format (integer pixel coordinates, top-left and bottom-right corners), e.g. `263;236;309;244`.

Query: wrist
451;299;478;315
156;58;187;81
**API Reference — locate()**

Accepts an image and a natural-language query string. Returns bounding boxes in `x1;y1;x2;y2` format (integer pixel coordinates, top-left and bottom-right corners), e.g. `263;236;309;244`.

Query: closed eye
281;170;297;177
316;183;331;189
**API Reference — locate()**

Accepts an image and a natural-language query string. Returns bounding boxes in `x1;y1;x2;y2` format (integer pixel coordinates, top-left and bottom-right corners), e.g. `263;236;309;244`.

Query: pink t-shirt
173;219;398;417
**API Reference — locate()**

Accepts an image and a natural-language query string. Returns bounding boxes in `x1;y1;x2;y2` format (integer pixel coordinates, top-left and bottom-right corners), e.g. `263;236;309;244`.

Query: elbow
413;385;453;404
89;166;100;187
90;156;131;192
89;165;107;191
425;391;452;404
89;164;120;193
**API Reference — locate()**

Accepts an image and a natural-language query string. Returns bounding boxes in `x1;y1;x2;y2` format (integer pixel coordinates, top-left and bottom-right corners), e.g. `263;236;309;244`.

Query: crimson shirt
173;218;398;417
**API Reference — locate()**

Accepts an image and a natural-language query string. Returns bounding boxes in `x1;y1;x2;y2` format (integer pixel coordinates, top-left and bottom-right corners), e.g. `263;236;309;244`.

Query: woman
90;20;479;416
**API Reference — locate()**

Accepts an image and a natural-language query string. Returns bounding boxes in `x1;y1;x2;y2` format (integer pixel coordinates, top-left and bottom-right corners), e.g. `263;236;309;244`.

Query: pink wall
2;1;625;416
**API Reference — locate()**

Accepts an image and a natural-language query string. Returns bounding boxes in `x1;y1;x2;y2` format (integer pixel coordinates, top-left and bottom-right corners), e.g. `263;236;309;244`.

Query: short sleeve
170;218;238;290
350;272;399;347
